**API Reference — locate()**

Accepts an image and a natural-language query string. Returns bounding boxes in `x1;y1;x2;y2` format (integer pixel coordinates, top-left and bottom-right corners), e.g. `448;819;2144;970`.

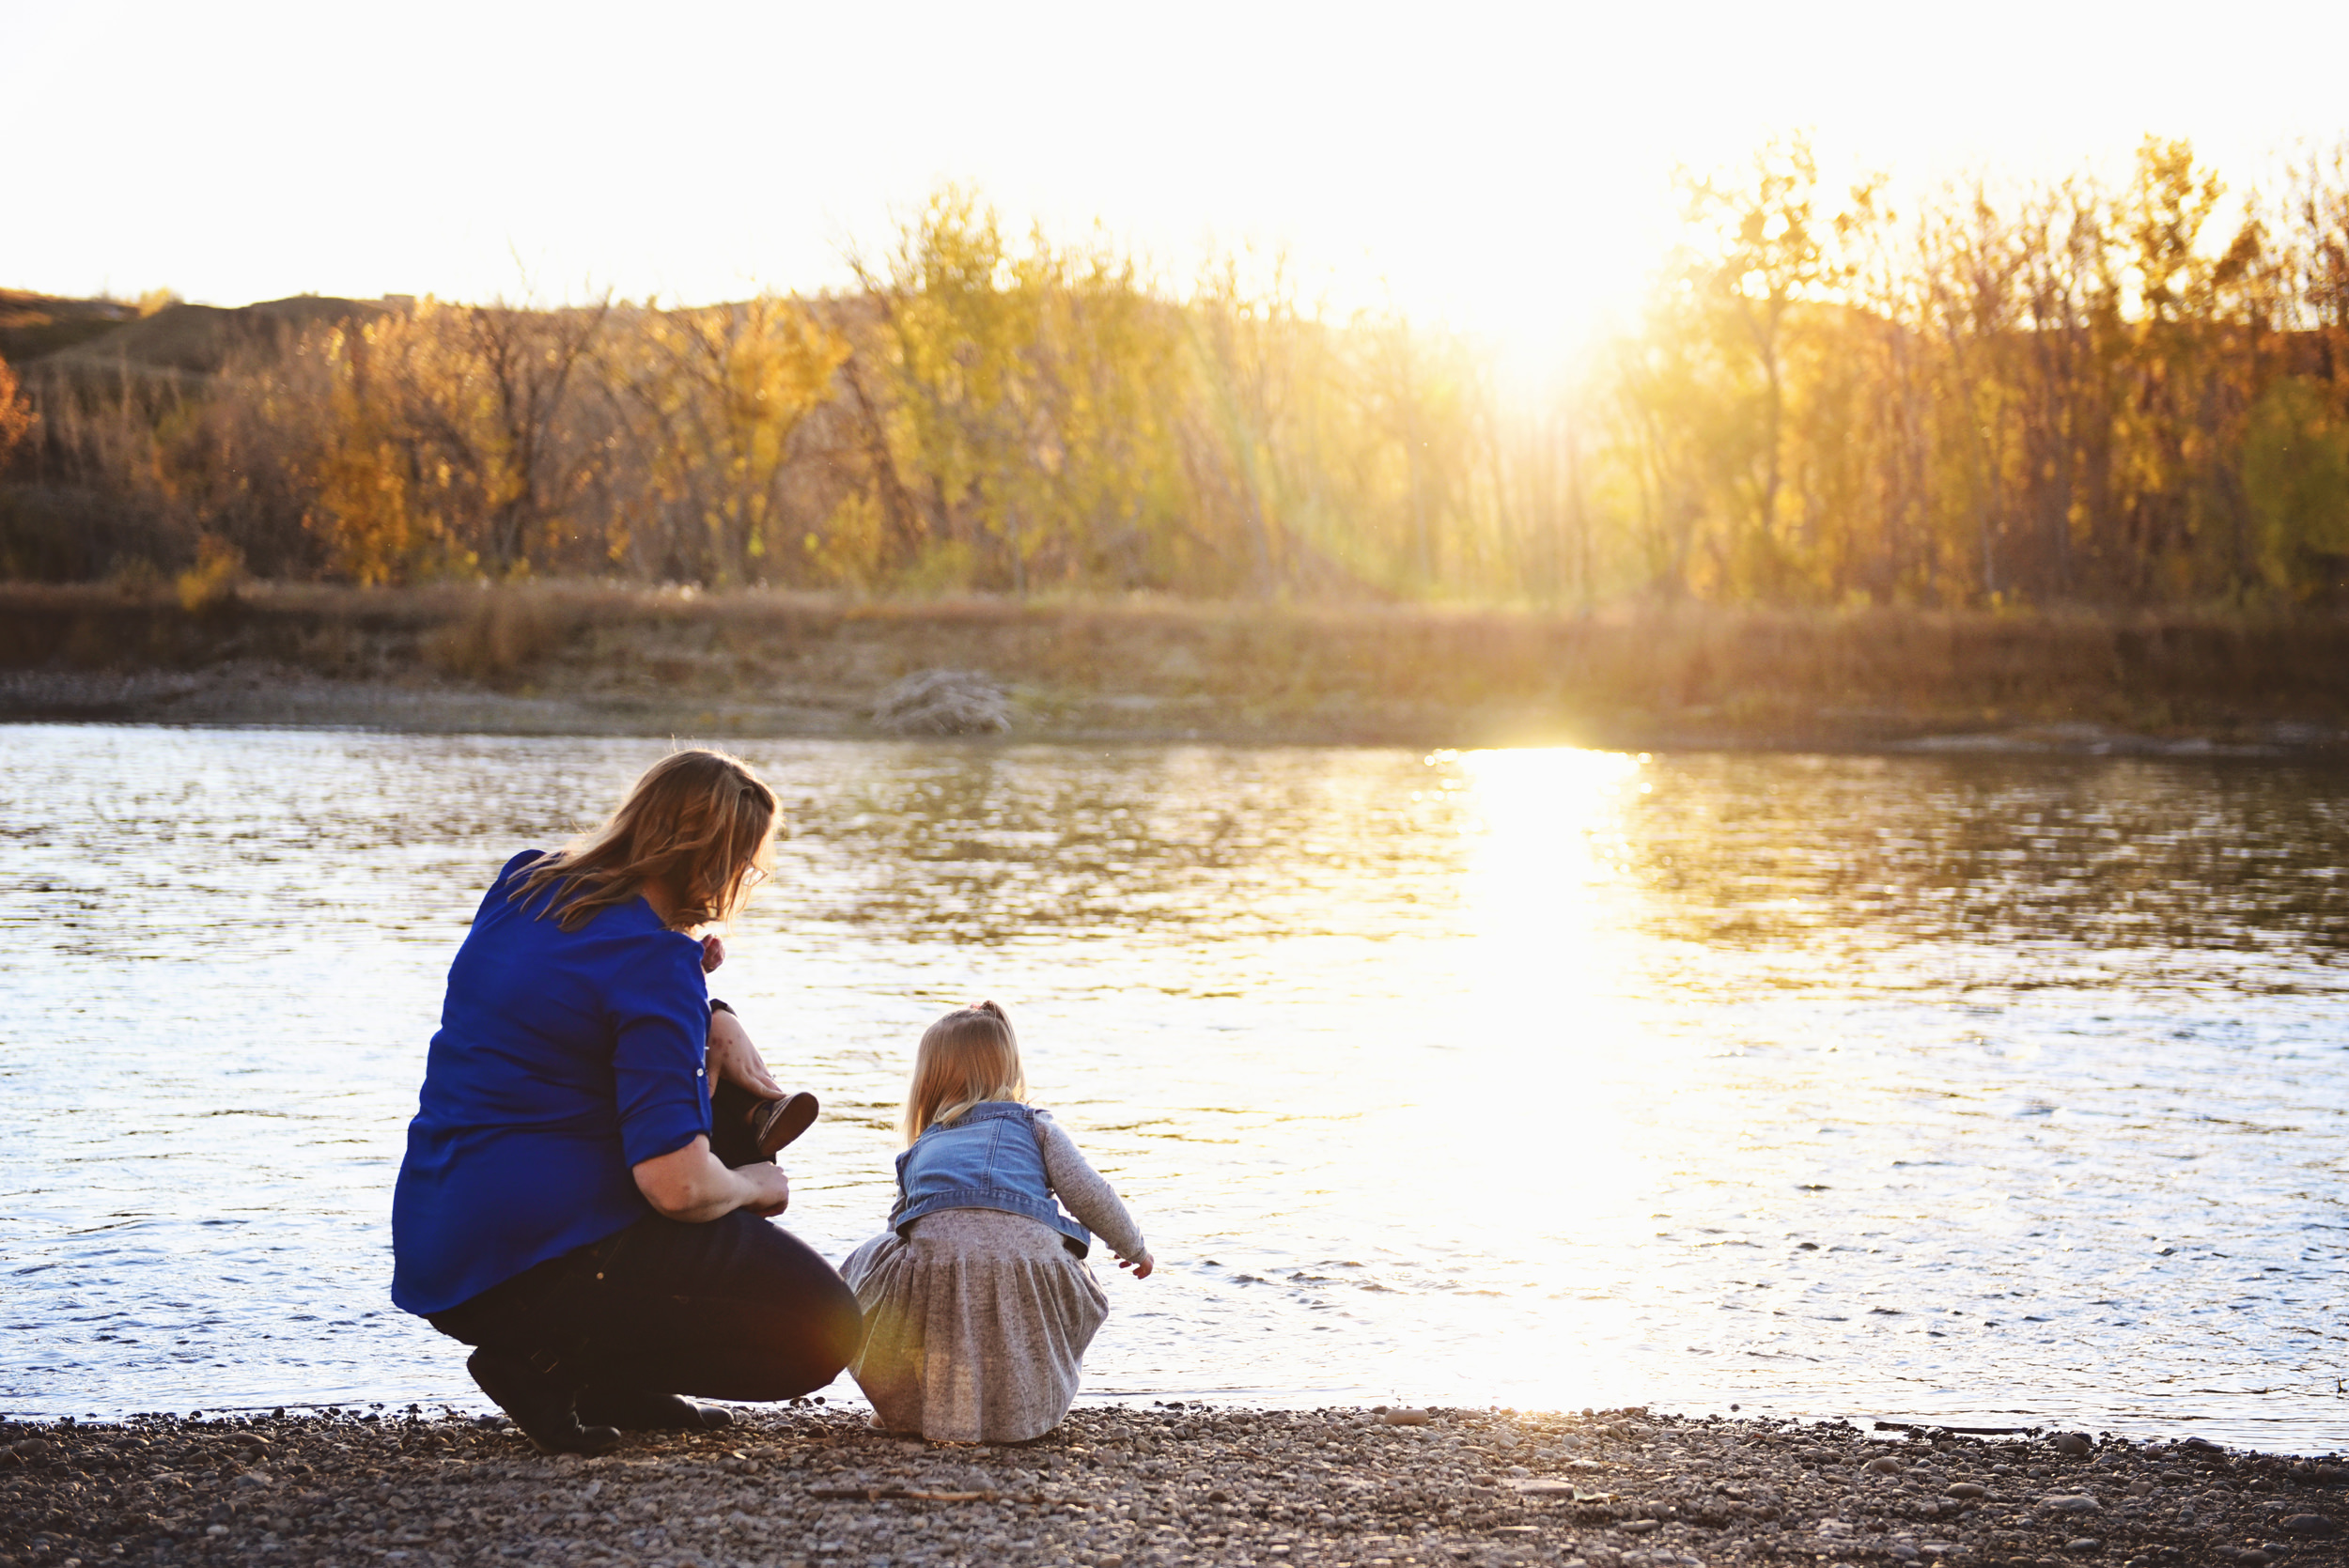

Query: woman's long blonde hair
508;748;778;931
901;1001;1027;1143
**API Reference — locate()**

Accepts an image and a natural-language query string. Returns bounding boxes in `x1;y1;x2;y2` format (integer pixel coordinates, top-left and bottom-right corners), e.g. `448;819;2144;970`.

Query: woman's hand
1118;1252;1155;1281
700;934;725;973
737;1162;791;1218
706;1007;784;1098
633;1136;790;1222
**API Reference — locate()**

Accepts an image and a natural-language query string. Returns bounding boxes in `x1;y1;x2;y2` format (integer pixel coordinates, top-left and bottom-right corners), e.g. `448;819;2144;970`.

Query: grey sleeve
1034;1112;1148;1264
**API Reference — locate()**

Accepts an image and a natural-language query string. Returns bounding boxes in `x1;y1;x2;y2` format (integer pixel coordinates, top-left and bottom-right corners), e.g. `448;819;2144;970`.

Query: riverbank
5;583;2348;754
4;1404;2341;1568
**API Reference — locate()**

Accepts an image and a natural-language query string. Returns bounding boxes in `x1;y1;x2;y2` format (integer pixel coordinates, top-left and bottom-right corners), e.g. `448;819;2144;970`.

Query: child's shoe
750;1091;820;1157
710;1079;820;1167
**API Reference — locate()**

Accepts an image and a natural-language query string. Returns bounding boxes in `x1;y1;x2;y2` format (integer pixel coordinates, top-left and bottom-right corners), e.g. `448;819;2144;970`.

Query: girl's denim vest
890;1101;1092;1256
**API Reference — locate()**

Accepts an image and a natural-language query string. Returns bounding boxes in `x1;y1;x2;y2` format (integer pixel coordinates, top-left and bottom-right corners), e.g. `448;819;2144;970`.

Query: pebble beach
4;1404;2342;1568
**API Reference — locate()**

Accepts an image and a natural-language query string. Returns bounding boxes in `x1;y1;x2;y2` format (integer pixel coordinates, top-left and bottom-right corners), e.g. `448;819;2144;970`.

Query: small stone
1946;1483;1986;1499
1378;1408;1431;1427
2281;1514;2339;1535
2063;1539;2101;1555
1508;1480;1579;1498
1620;1520;1660;1534
1865;1456;1906;1475
205;1525;228;1538
2051;1433;2093;1458
2044;1494;2100;1512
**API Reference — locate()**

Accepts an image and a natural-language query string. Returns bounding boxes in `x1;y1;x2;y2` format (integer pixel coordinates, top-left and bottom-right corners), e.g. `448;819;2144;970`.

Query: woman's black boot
466;1348;620;1455
576;1385;734;1432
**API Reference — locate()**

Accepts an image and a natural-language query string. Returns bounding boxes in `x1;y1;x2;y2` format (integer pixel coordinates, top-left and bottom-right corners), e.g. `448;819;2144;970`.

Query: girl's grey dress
842;1110;1147;1443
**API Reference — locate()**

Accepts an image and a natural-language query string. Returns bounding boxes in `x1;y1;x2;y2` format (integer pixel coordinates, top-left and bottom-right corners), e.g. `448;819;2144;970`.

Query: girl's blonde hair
509;748;778;932
901;1001;1027;1143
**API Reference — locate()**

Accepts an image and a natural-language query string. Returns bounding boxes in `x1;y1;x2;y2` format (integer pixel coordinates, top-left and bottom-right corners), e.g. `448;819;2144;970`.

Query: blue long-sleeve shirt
391;851;711;1316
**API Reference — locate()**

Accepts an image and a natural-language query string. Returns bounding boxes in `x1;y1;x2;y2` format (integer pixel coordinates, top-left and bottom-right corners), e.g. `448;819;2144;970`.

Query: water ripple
1;726;2343;1449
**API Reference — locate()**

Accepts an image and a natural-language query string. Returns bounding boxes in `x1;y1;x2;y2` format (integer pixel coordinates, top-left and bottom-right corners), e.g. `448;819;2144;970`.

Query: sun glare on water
1319;747;1699;1408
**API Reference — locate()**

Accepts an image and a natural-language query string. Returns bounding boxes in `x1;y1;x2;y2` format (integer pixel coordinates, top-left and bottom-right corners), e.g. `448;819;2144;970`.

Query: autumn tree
1672;134;1880;597
607;296;850;584
308;297;612;583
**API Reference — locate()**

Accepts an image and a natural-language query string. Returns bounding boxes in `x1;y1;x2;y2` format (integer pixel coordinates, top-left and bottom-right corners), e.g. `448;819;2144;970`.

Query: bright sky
9;0;2348;367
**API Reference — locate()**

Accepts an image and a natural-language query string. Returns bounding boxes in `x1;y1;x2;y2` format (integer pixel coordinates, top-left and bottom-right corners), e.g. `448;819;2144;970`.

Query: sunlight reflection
1375;748;1681;1403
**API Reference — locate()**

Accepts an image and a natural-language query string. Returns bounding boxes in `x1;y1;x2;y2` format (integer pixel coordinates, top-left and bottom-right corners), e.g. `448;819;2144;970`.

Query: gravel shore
4;1404;2343;1568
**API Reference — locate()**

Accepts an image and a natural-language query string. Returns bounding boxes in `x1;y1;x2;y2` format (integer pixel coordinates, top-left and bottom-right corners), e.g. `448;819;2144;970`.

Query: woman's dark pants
428;1208;863;1404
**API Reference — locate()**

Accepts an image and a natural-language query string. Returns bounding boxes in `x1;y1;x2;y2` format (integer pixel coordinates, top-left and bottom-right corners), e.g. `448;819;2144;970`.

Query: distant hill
0;290;140;364
31;294;391;376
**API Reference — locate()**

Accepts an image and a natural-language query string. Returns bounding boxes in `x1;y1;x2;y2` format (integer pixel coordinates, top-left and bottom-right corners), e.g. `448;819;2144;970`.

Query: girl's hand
707;1008;785;1098
700;934;726;973
1118;1253;1155;1281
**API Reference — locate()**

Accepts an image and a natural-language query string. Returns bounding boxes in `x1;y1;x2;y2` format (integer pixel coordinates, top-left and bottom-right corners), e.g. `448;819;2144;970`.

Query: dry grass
422;589;587;682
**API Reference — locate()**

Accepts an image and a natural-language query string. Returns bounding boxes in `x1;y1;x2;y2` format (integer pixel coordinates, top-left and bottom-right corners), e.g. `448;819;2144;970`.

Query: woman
391;749;861;1454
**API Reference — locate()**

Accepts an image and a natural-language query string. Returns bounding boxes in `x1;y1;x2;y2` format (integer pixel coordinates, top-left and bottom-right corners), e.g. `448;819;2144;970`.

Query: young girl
843;1001;1152;1443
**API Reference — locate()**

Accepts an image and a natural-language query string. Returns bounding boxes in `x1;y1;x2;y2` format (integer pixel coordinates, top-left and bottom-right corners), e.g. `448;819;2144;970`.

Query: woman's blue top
390;850;712;1316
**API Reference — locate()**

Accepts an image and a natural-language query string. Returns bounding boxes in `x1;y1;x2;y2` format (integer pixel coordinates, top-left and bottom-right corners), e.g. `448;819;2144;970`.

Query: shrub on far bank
174;536;243;613
422;589;583;683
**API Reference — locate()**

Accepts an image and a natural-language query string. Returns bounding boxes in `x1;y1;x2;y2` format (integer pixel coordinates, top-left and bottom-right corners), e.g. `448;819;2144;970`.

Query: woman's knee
713;1213;864;1376
744;1286;861;1398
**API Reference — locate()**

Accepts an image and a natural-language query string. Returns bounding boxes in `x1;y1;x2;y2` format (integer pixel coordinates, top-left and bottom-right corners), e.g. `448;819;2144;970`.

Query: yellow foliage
620;295;850;584
1600;134;2349;606
0;356;36;469
855;187;1199;589
303;297;607;583
804;489;887;588
21;149;2349;609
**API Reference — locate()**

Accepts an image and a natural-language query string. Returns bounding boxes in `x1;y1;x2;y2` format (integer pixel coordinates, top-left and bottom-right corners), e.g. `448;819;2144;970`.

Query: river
2;725;2342;1450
